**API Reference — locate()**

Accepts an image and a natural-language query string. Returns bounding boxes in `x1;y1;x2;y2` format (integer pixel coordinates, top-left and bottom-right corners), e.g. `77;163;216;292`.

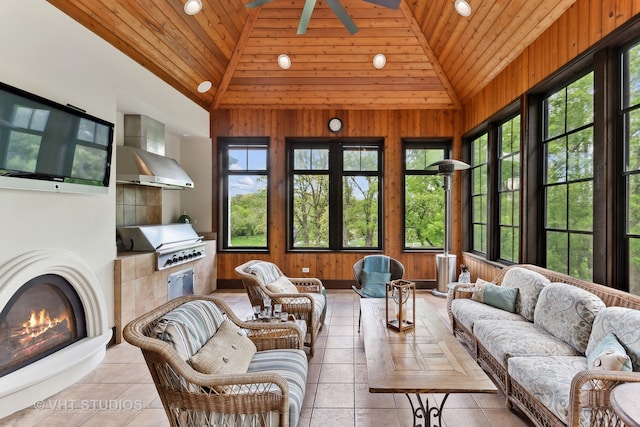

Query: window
470;133;488;254
498;116;521;262
219;138;268;250
464;111;521;263
622;41;640;295
403;141;449;249
288;138;383;250
542;71;594;280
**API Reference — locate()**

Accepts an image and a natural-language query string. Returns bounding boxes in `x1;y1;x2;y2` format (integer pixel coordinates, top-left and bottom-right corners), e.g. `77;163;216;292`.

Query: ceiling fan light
454;0;471;17
373;53;386;69
184;0;203;15
197;81;212;93
278;54;291;70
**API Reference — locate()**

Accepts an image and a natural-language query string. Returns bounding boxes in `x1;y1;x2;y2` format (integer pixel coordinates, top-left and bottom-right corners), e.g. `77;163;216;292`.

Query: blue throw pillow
361;270;391;298
482;282;518;313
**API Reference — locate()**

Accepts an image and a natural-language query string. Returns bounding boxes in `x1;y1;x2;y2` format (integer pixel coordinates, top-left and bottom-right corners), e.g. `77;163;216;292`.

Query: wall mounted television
0;81;114;195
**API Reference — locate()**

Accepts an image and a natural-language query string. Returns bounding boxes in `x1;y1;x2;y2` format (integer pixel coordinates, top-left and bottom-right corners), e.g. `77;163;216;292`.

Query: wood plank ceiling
48;0;577;111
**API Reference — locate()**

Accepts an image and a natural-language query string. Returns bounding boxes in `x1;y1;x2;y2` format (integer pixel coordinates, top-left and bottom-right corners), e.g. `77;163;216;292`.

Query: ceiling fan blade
325;0;359;35
363;0;400;9
245;0;273;8
297;0;317;34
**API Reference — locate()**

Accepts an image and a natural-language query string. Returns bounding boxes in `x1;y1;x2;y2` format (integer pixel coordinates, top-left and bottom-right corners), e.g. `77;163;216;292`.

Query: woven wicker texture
123;295;306;427
234;260;326;355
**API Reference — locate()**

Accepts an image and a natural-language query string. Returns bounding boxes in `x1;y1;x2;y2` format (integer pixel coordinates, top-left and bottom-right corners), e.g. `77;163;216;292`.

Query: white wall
180;136;214;233
0;1;210;326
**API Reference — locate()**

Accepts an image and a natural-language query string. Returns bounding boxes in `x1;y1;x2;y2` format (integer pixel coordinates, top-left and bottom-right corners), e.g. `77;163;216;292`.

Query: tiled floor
2;290;533;426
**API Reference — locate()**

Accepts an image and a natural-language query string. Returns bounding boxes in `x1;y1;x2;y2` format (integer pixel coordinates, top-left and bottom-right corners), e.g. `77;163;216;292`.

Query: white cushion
266;276;299;294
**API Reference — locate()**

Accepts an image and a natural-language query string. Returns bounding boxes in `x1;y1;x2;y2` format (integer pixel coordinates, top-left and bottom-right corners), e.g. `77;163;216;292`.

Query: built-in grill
116;224;206;271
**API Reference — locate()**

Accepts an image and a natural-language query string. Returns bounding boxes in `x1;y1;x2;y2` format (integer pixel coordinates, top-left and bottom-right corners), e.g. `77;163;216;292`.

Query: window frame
401;138;452;252
286;137;384;252
539;69;596;280
218;137;270;252
463;103;522;264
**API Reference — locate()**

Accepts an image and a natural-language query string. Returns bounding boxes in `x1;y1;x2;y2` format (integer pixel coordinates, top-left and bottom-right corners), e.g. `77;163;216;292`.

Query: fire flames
15;309;70;345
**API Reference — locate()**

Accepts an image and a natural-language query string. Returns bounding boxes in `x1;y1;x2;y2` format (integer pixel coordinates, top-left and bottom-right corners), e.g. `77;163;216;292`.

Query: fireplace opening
0;274;87;377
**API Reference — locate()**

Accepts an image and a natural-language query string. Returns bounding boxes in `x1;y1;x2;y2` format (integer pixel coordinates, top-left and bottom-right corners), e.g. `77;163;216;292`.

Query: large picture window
470;133;488;254
542;71;594;280
622;41;640;295
219;138;268;250
498;116;521;262
288;138;383;250
403;141;449;249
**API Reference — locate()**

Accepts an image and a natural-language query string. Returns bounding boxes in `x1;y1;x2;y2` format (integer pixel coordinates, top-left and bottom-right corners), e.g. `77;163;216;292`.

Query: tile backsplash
116;184;161;226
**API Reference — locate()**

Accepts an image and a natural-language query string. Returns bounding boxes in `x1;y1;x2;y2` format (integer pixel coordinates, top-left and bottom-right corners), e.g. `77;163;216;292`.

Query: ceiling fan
245;0;400;35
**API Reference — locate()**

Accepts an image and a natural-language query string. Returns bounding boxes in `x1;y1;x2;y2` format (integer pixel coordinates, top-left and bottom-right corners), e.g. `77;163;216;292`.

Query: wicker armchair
123;295;307;427
352;256;405;332
235;260;326;356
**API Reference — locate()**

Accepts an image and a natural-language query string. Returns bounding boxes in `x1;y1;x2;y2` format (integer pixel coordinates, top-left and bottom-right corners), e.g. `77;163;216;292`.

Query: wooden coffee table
361;298;497;427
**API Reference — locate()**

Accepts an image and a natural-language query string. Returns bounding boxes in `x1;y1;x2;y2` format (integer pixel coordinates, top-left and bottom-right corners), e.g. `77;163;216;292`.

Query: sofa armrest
239;319;305;351
450;283;477;300
568;369;640;427
289;277;323;293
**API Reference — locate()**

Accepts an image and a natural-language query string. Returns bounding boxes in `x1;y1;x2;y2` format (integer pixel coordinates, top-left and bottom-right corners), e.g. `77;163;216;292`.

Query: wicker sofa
123;295;308;427
449;264;640;427
235;260;326;355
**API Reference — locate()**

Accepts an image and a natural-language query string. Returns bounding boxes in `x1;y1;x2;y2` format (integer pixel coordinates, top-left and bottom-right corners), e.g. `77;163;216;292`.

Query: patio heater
426;159;470;297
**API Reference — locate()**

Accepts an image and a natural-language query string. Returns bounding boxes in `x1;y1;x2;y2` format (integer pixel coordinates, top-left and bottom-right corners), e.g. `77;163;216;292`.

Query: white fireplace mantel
0;249;112;418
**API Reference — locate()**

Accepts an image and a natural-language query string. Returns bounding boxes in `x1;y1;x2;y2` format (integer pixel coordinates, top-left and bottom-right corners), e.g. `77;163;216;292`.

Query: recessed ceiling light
184;0;203;15
278;54;291;70
455;0;471;17
373;53;386;69
197;81;212;93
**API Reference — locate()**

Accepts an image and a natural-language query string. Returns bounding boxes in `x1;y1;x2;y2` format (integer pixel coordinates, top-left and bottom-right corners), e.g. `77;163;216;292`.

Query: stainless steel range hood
116;115;194;189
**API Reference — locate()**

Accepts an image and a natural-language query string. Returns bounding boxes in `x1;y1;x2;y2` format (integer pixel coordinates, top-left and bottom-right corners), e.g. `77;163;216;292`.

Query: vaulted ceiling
48;0;577;111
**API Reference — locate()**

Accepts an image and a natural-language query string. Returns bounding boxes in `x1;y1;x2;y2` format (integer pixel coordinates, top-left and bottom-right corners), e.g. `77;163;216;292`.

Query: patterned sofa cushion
586;306;640;371
508;356;590;426
474;320;580;367
247;261;282;285
153;300;226;360
501;267;550;321
247;349;308;427
451;299;526;332
534;283;606;354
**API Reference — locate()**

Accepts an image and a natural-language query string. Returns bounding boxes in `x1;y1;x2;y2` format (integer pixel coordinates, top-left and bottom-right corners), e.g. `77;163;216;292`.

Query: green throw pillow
587;332;632;371
482;282;518;313
361;270;391;298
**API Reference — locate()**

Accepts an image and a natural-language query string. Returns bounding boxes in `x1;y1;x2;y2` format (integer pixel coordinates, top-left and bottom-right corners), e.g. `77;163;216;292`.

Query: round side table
611;382;640;427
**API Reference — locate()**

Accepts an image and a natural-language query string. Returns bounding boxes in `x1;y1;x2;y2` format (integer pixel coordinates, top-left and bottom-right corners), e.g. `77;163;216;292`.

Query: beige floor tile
325;335;354;348
442;408;492;427
355;408;401;427
309;408;355;427
318;363;355;383
354;383;396;409
125;408;170;426
314;383;355;408
322;347;355;364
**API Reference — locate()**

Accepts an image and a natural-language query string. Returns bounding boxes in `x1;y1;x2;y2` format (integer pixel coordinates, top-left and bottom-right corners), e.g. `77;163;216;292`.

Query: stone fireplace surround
0;249;111;418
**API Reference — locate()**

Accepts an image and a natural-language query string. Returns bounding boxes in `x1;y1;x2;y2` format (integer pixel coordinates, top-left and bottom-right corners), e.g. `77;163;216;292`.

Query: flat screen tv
0;81;114;195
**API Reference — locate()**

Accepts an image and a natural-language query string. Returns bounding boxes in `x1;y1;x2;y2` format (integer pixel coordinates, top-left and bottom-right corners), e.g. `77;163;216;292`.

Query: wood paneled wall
463;0;640;132
212;0;640;288
212;109;461;287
